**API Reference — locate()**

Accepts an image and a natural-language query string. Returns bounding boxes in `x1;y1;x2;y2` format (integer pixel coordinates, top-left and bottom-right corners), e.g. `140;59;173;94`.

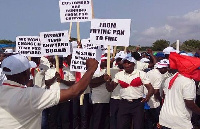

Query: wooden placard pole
124;46;127;53
112;46;117;58
69;22;72;39
107;45;111;76
55;55;59;73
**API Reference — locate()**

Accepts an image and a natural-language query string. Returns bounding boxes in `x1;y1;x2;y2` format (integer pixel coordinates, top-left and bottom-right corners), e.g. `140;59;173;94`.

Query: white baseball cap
115;51;127;59
1;54;37;75
163;47;176;54
154;59;169;68
122;56;136;64
4;49;13;54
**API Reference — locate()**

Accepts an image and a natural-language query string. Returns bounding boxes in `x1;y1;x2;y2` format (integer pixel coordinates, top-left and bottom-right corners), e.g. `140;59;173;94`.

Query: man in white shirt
45;56;75;129
144;59;169;129
159;52;200;129
106;56;154;129
89;57;111;129
0;54;98;129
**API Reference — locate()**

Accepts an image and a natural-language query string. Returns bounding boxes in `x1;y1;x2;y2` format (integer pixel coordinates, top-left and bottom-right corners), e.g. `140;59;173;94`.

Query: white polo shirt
113;69;150;100
144;68;164;108
135;61;149;71
45;66;75;90
159;74;196;129
91;69;111;104
0;80;60;129
33;63;49;89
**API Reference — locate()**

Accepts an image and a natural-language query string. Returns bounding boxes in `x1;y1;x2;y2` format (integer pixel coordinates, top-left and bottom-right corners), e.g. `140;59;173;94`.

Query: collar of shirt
123;69;137;76
2;80;26;88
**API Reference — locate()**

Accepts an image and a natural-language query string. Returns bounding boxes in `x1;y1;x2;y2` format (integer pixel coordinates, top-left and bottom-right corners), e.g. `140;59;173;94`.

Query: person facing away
0;54;98;129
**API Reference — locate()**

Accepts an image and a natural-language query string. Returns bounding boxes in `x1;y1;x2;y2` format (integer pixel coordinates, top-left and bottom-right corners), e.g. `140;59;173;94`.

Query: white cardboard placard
90;19;131;47
16;36;42;57
81;38;113;54
70;48;101;73
59;0;92;23
40;30;71;56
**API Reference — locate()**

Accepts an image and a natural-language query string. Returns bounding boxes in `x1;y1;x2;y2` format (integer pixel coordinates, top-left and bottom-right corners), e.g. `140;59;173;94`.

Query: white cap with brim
4;49;13;54
140;58;150;63
154;59;169;68
122;56;136;64
1;54;37;75
163;47;176;55
115;51;127;59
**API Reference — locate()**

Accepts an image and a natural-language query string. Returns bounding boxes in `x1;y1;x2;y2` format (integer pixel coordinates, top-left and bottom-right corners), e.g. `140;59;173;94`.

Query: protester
45;56;76;129
144;59;169;129
0;54;98;129
106;56;154;129
159;52;200;129
89;56;111;129
131;49;157;71
106;51;126;129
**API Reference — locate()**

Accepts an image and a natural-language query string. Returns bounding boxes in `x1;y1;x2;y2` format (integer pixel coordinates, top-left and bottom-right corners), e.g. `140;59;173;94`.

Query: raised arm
59;58;98;102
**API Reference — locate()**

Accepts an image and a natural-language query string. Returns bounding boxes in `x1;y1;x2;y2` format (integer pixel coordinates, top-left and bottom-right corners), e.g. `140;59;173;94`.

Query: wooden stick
55;55;59;73
112;46;117;58
91;0;94;18
68;22;72;39
77;22;81;47
107;45;111;76
124;46;127;53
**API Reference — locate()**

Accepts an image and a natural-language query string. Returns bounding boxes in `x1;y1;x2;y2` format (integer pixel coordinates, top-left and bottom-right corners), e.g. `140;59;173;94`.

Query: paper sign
81;38;113;54
59;0;92;23
40;30;71;56
16;36;41;57
70;48;101;72
90;19;131;46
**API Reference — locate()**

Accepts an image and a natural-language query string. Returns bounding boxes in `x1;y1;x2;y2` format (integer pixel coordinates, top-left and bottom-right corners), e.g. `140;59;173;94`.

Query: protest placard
70;48;101;73
59;0;92;23
81;38;113;54
16;36;41;57
90;19;131;46
40;30;71;56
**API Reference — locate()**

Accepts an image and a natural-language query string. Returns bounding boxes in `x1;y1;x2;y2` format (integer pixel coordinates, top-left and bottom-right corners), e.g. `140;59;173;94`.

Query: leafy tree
152;39;170;51
0;40;15;44
181;39;200;52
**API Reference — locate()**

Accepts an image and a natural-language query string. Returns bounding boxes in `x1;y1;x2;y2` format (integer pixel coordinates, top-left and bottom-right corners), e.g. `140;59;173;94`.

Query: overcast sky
0;0;200;46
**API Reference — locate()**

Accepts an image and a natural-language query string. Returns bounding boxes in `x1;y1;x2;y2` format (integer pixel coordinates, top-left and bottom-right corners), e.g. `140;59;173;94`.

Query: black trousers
117;99;144;129
110;98;120;129
48;101;73;129
80;94;92;129
90;103;110;129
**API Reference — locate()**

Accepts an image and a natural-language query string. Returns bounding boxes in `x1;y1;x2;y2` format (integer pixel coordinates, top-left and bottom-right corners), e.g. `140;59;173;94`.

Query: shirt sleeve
139;71;150;84
29;88;60;112
183;81;196;100
113;72;120;83
152;77;163;89
45;69;53;80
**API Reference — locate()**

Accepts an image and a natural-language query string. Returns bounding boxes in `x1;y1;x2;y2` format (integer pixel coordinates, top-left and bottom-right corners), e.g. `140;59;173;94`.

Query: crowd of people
0;47;200;129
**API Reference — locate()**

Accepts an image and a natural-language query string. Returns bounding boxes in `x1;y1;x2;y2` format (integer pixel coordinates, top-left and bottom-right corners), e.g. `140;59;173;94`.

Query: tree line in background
0;39;200;52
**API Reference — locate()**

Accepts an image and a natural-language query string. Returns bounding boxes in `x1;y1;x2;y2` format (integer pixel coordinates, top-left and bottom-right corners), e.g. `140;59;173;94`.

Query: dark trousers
73;97;81;129
144;106;161;129
90;103;110;129
80;94;92;129
48;101;73;129
117;99;144;129
110;98;120;129
42;109;49;129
